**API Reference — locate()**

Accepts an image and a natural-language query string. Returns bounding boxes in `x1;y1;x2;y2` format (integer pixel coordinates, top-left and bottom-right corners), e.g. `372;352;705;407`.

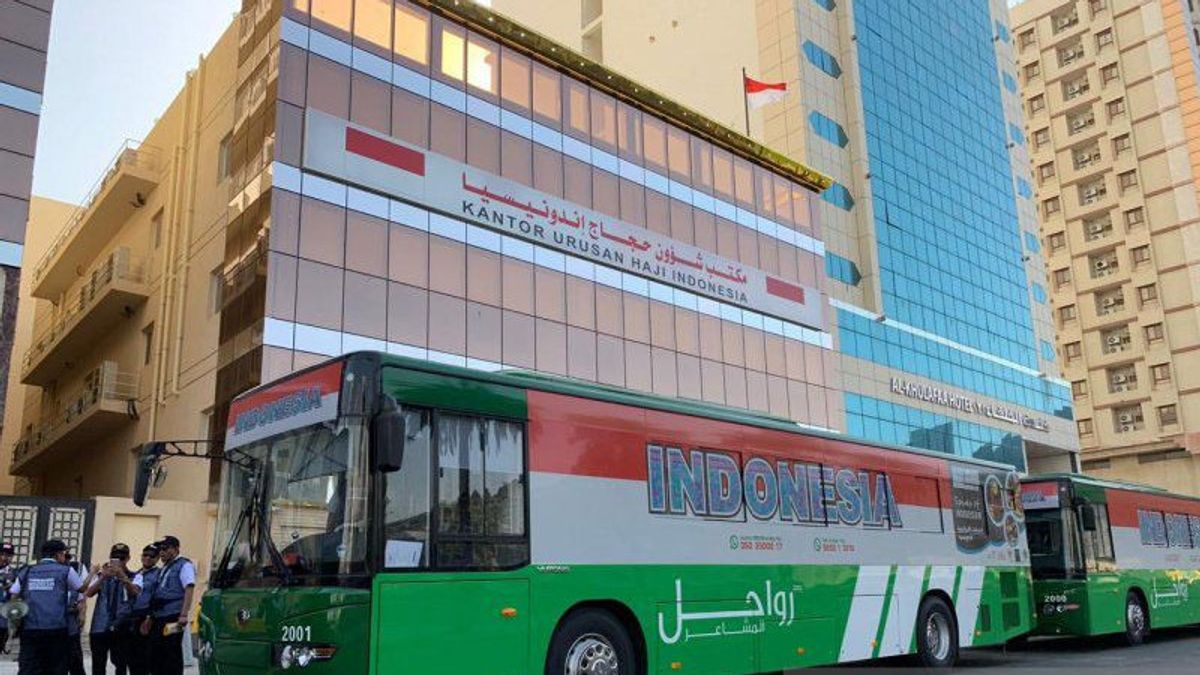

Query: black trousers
126;621;152;675
17;630;69;675
148;619;183;675
92;630;130;675
0;627;9;653
66;633;85;675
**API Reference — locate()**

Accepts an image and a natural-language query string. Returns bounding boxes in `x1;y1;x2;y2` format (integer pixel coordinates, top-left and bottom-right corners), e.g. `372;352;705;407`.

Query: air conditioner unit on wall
1112;374;1128;384
1118;413;1135;423
1106;335;1123;346
1120;424;1134;432
1094;259;1109;269
1088;222;1107;234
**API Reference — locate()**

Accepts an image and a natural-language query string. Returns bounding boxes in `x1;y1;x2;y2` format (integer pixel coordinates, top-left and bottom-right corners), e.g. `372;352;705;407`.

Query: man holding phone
87;543;138;675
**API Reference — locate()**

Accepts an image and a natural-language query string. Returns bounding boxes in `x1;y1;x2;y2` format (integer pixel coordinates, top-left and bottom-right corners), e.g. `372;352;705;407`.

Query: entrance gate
0;497;94;565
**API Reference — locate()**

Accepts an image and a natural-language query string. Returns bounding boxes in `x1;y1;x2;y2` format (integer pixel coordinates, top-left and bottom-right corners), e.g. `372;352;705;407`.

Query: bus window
1165;513;1193;548
1027;507;1085;579
1078;503;1115;572
383;409;433;568
435;414;528;569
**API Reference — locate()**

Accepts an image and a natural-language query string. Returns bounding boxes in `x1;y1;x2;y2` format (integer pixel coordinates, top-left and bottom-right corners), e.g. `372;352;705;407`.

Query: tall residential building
1012;0;1200;494
490;0;1079;471
0;0;55;458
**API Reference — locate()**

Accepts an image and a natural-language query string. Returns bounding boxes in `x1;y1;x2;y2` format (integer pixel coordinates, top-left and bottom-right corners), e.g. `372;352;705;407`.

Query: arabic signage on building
302;108;825;331
889;377;1051;433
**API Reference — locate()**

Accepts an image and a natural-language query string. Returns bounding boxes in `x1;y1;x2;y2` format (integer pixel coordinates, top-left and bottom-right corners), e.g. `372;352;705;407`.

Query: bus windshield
1026;507;1085;580
212;418;370;587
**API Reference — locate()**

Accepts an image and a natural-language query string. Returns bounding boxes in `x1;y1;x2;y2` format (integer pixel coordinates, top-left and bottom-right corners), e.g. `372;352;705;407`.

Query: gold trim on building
417;0;833;193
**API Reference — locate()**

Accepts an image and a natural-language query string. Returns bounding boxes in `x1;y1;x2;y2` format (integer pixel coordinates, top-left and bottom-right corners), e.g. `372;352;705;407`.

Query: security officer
145;536;194;675
0;542;17;654
86;543;138;675
127;545;161;675
10;539;83;675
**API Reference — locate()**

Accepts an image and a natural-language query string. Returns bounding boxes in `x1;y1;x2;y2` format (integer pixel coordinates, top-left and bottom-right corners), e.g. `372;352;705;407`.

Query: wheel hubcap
565;634;619;675
1128;602;1145;635
925;613;951;662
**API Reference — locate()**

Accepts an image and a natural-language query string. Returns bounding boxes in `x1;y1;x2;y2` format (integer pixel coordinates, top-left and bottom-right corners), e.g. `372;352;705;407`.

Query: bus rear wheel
546;608;639;675
1124;591;1148;646
915;595;959;668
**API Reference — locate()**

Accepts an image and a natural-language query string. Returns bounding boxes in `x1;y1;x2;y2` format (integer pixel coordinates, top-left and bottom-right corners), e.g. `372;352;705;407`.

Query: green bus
1023;474;1200;644
136;352;1033;674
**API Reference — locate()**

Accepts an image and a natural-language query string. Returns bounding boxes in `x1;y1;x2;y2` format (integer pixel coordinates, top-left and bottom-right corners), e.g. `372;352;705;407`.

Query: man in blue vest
127;545;161;675
9;539;83;675
145;536;193;675
0;542;17;655
86;543;138;675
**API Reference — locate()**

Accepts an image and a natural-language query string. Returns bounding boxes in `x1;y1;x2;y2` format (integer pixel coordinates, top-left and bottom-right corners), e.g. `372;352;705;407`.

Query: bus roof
1025;472;1200;503
260;351;1022;473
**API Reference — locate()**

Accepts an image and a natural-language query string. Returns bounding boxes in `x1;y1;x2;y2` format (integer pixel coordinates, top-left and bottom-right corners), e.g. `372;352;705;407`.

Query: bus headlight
279;645;296;670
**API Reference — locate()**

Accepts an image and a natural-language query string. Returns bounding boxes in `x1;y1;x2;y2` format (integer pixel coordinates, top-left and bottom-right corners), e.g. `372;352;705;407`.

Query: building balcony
22;248;149;386
10;362;139;475
30;142;161;301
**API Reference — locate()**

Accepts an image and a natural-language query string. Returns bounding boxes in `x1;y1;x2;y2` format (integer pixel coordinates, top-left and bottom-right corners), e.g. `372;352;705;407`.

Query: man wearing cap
86;543;138;675
144;536;193;675
127;545;161;675
10;539;84;675
0;542;18;654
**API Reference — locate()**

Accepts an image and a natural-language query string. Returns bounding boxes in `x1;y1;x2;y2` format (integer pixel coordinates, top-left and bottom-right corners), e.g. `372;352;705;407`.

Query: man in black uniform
10;539;83;675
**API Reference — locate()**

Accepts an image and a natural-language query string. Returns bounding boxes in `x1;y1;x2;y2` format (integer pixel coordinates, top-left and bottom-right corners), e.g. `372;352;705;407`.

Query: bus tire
546;608;639;675
915;595;959;668
1123;591;1148;646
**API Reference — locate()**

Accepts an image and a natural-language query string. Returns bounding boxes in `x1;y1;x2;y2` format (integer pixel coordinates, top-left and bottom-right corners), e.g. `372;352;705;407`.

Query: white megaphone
0;600;28;623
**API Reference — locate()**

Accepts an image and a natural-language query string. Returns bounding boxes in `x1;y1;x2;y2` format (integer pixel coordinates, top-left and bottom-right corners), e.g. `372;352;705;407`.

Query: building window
1158;405;1179;427
1118;170;1138;191
1113;404;1144;432
1137;283;1158;305
823;182;855;211
1125;207;1145;229
1038;161;1055;180
142;323;155;365
1101;63;1119;84
1053;267;1072;288
1078;418;1094;436
1043;196;1061;217
209;266;225;314
1107;98;1126;119
810;111;849;147
1048;231;1066;252
1113;134;1131;156
394;2;430;65
1152;363;1172;385
1064;341;1082;361
1072;380;1088;398
1020;30;1036;50
1067;109;1095;135
803;41;842;78
217;132;232;182
1096;29;1113;49
1034;128;1051;148
812;0;836;10
1029;95;1046;115
1131;244;1151;267
152;209;164;249
1144;323;1165;344
1059;304;1077;323
1089;0;1107;14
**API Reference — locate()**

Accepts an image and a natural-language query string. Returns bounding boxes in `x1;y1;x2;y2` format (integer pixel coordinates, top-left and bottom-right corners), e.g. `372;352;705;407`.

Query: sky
31;0;240;207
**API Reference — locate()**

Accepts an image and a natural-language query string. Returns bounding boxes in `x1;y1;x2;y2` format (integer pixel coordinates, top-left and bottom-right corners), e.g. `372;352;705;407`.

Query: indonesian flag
744;74;788;109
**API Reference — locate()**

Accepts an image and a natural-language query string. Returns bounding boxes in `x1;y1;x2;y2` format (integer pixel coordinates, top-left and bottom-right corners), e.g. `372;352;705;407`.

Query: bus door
1075;500;1120;629
373;407;532;674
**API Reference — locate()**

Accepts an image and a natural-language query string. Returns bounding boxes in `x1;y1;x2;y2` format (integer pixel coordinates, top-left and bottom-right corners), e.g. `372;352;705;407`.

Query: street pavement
0;626;1195;673
0;641;199;674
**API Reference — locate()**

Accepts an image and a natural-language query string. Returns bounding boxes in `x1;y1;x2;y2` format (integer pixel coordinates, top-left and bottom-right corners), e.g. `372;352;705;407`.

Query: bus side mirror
133;442;167;507
1079;506;1097;531
374;410;406;473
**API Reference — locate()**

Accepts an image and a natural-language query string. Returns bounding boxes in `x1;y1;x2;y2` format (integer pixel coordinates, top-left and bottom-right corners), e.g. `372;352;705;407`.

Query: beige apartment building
1012;0;1200;493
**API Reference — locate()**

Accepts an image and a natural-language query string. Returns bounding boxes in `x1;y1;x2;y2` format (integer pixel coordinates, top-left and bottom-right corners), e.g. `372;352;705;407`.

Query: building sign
889;377;1051;433
302;109;825;331
226;360;343;449
1020;482;1060;510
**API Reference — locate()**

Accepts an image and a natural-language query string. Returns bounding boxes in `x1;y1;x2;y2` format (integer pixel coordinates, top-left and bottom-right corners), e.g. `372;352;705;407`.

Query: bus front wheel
915;595;959;668
546;608;639;675
1124;591;1149;646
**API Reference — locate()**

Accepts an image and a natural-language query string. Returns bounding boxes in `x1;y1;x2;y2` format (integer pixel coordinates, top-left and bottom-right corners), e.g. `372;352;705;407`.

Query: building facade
490;0;1080;471
1013;0;1200;494
0;0;55;476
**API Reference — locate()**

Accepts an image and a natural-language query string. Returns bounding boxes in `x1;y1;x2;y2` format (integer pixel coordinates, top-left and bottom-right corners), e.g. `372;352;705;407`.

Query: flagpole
741;67;751;137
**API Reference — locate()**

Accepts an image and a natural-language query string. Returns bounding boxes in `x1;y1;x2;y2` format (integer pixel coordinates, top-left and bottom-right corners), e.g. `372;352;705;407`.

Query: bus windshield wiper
255;464;294;586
